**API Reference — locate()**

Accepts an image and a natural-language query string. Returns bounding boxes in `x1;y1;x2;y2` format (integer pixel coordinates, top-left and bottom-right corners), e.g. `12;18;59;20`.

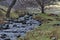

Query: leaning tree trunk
6;0;16;18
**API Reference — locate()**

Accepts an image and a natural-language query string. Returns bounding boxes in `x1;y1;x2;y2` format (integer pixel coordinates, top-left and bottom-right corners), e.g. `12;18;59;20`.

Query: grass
0;6;60;40
18;13;60;40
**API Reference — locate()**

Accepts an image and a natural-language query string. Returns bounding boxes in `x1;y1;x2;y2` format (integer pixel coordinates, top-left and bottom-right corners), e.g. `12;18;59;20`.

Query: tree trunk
6;0;16;18
41;0;45;14
41;5;45;13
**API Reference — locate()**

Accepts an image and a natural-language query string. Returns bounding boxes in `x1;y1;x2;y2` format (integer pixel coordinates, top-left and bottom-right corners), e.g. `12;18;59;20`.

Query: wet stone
21;26;26;28
4;39;10;40
13;25;17;27
0;34;7;39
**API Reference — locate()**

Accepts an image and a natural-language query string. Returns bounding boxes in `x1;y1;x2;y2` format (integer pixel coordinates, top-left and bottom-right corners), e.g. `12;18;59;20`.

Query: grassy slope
18;13;60;40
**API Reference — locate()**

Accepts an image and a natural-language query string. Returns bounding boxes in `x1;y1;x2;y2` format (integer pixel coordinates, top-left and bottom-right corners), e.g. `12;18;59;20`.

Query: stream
0;14;41;40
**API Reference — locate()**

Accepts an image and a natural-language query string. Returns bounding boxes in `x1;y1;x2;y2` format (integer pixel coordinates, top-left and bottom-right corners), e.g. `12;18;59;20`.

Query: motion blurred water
0;14;41;40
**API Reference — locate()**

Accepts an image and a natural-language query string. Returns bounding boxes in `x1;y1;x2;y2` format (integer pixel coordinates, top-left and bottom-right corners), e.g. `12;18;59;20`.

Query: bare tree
36;0;55;13
6;0;16;18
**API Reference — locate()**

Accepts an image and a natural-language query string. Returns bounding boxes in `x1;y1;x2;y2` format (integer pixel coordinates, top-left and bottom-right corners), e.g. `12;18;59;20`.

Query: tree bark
6;0;16;18
41;5;45;13
41;0;45;13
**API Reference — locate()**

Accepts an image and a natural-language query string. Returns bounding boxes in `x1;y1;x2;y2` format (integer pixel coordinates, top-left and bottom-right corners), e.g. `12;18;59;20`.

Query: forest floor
18;13;60;40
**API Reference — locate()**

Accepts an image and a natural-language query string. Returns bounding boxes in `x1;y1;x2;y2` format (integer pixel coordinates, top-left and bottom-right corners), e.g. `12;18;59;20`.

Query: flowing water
0;14;41;40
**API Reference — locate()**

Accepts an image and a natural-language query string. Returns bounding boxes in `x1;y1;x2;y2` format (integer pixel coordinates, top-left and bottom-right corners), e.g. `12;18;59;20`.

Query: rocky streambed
0;14;41;40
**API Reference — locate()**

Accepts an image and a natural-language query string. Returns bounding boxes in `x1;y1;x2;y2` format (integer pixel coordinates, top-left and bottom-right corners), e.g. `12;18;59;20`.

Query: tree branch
0;8;6;12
